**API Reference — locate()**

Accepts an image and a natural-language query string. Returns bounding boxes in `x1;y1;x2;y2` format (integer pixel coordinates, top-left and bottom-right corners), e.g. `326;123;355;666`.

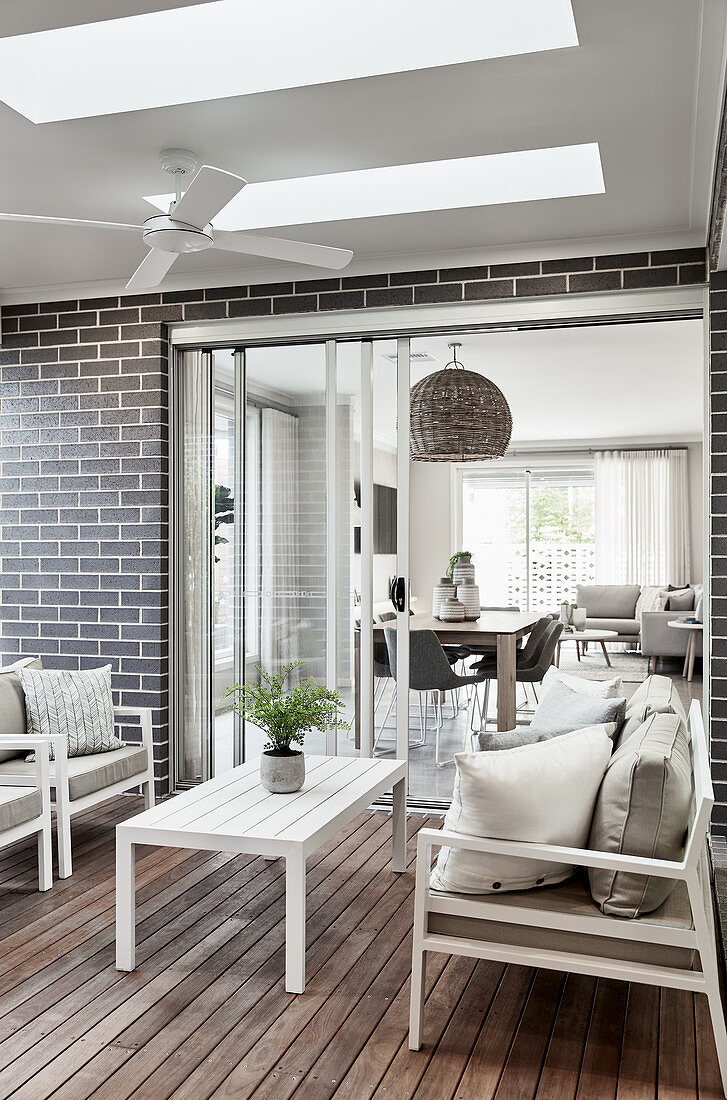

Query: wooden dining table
355;610;542;741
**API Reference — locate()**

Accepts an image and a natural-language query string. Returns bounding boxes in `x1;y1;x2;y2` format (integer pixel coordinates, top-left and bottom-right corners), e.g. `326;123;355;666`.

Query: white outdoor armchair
0;736;53;892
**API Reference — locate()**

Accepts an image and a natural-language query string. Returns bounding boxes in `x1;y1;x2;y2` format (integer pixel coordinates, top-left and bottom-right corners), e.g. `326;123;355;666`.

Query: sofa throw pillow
625;674;686;724
430;724;613;895
479;715;617;752
541;665;623;700
0;659;42;764
695;595;704;623
665;587;694;612
588;711;692;917
529;681;625;738
18;665;121;760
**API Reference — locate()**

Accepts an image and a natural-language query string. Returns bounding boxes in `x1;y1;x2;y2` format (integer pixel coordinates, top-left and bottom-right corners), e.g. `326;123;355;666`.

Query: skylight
144;144;605;230
0;0;578;123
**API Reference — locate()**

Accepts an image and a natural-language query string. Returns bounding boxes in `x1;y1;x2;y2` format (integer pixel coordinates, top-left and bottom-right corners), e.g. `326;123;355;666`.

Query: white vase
432;577;455;618
440;596;465;622
456;580;480;620
453;561;475;586
572;607;587;631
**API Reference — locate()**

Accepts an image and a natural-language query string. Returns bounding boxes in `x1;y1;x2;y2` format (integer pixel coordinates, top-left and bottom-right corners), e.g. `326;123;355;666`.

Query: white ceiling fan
0;149;354;290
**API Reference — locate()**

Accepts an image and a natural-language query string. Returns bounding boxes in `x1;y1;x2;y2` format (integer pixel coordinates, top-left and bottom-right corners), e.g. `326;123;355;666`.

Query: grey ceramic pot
260;749;305;793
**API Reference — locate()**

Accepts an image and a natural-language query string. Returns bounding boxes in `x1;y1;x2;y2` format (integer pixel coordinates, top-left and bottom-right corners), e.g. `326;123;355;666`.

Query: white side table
556;629;618;668
667;620;704;682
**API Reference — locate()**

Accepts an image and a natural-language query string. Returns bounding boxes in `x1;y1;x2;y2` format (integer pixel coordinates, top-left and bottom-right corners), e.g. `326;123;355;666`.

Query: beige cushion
588;711;692;917
0;745;148;802
576;584;640;619
0;786;42;832
585;617;641;636
430;724;613;895
626;674;686;723
0;658;42;764
428;875;694;968
541;666;623;699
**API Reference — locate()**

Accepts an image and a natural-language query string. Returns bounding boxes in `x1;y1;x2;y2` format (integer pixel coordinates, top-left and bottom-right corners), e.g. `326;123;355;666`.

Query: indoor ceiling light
0;0;578;124
145;144;604;230
410;343;513;462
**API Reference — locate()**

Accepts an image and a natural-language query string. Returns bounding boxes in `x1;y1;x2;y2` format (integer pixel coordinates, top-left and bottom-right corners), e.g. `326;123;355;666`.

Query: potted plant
447;550;474;582
222;660;350;793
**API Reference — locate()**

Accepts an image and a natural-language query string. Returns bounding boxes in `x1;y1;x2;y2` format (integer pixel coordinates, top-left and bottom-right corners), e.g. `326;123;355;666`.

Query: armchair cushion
0;659;42;764
0;787;42;832
588;711;691;917
18;665;122;759
626;674;686;723
430;723;612;895
542;666;623;699
529;681;626;737
0;744;148;801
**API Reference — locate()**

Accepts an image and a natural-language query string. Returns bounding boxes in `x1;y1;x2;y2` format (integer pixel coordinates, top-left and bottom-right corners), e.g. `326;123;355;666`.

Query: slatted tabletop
116;755;407;992
118;755;406;853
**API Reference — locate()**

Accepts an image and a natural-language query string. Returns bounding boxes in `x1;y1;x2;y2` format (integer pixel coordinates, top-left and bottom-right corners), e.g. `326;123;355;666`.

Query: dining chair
470;618;564;736
381;627;489;766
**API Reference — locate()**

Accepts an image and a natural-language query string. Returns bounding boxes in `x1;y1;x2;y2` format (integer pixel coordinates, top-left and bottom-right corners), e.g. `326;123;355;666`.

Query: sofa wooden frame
0;703;155;879
409;700;727;1096
0;737;53;891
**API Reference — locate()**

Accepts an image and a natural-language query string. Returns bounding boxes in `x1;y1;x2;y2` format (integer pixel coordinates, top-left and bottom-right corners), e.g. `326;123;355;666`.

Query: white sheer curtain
260;408;301;681
594;448;690;586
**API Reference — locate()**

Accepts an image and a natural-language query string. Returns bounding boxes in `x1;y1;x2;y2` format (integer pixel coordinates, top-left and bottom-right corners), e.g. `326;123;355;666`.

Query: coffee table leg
600;641;612;668
285;850;306;994
116;832;136;971
392;777;406;873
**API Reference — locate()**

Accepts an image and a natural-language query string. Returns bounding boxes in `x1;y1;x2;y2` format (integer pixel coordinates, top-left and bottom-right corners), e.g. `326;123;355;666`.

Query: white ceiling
0;1;724;302
241;318;703;447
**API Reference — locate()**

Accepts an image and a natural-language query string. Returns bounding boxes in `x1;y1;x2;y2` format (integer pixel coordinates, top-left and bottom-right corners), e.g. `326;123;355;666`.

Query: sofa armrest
113;706;153;755
640;611;689;657
416;827;687;879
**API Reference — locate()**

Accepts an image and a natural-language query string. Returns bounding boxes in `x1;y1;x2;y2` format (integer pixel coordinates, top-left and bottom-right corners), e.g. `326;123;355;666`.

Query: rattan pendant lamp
409;342;512;462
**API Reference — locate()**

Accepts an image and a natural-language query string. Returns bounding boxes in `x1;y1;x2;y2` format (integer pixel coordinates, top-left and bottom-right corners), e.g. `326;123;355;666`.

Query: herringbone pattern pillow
18;665;122;759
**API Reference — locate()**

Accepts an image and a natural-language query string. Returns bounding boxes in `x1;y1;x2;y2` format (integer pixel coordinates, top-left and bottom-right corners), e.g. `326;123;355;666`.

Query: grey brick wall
0;247;706;797
711;270;727;833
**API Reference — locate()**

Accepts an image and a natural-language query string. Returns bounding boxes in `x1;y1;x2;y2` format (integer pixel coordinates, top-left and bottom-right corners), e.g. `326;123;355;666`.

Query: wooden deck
0;795;723;1099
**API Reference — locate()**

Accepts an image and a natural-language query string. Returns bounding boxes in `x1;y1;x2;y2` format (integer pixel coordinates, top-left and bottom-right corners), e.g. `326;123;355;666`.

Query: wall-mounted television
353;483;397;555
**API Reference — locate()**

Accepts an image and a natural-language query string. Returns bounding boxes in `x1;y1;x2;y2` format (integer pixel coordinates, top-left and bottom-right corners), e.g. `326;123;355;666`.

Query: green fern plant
447;550;473;581
222;661;350;755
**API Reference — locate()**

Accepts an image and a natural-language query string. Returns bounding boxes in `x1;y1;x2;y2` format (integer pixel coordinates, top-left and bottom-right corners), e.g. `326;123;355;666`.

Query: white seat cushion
0;745;148;802
585;617;641;636
0;786;42;832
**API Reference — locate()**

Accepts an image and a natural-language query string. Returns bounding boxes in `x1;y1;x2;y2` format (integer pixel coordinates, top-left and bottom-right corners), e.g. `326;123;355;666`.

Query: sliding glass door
172;337;412;790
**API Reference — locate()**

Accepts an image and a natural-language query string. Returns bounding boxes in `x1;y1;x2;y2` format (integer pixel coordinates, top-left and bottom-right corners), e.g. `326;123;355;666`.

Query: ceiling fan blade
213;230;353;270
125;248;179;291
171;166;246;228
0;212;142;232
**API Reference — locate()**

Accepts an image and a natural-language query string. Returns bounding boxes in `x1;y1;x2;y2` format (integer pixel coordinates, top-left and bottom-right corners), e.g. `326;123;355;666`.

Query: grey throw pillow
18;664;122;760
529;680;626;738
588;711;691;917
0;659;42;763
665;587;694;612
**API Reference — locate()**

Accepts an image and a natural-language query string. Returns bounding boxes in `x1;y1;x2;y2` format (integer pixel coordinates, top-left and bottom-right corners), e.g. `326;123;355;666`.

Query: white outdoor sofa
0;737;53;892
0;659;155;878
408;699;727;1097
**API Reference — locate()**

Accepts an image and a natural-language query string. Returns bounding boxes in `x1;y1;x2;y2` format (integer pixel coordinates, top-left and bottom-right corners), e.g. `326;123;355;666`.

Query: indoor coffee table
555;628;618;667
116;754;406;994
668;618;704;681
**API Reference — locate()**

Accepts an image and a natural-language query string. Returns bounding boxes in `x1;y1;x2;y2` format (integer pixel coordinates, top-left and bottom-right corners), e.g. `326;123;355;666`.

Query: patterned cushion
17;665;122;759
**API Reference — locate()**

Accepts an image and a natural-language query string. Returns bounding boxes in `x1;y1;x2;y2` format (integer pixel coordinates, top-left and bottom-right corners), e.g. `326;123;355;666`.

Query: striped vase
439;596;465;622
432;577;455;618
456;580;481;620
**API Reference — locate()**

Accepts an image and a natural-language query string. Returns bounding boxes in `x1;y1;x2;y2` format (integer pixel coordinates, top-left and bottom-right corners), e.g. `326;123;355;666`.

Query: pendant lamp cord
445;342;464;370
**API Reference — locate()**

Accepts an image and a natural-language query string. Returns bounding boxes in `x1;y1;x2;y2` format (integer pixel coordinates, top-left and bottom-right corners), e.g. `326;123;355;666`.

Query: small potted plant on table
223;660;350;793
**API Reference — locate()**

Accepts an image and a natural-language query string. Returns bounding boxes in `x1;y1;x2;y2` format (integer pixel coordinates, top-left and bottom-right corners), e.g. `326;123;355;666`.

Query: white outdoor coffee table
555;628;618;667
668;619;704;682
116;754;406;994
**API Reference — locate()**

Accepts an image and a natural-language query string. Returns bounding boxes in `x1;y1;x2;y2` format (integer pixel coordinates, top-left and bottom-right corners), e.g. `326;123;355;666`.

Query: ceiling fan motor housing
142;214;214;253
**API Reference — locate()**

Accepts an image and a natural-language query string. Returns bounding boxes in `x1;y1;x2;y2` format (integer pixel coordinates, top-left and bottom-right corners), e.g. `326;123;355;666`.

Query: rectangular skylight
0;0;578;123
144;144;605;230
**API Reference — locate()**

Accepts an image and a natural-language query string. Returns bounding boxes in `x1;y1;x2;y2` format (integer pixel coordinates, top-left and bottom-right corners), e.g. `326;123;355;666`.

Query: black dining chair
470;618;564;734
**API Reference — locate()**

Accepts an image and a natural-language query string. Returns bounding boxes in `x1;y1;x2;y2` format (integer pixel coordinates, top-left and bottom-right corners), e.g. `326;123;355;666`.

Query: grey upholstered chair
382;627;489;766
470;618;564;733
